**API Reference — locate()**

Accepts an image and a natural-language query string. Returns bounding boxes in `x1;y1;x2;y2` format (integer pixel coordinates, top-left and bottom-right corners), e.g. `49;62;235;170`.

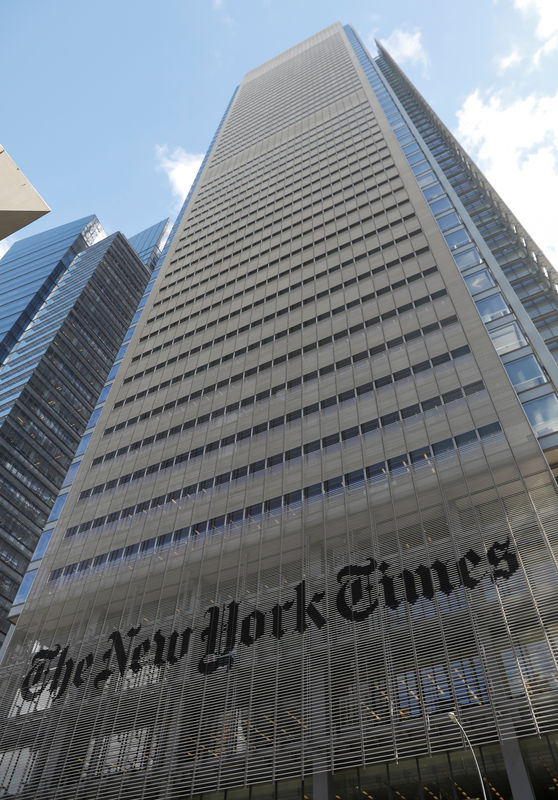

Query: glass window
61;460;81;488
407;150;424;165
454;246;482;270
402;142;419;155
445;227;472;250
475;293;510;322
86;407;102;430
417;170;436;188
505;355;546;392
13;570;37;605
489;321;527;354
423;183;444;201
464;269;495;294
96;384;111;404
436;211;461;232
32;529;52;560
75;433;92;457
46;493;67;522
524;393;558;436
107;363;119;381
411;160;430;176
429;195;452;215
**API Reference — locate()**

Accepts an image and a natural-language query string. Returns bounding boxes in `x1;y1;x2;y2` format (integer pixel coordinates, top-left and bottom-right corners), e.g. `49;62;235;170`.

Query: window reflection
505;354;546;392
490;321;527;354
464;269;495;295
524;393;558;436
475;292;510;323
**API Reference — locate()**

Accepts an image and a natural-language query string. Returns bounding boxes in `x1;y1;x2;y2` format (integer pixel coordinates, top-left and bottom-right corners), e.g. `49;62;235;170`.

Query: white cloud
496;47;523;71
455;89;558;265
533;33;558;65
513;0;558;65
515;0;558;40
380;28;429;74
211;0;236;28
155;145;204;206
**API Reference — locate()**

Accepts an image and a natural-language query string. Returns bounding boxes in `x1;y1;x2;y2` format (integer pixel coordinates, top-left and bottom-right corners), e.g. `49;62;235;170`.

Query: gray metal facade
1;23;558;800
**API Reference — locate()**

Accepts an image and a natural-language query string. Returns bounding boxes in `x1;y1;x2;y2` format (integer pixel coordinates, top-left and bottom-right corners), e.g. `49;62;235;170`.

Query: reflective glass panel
490;321;527;354
61;460;81;488
464;269;495;294
524;393;558;436
13;570;37;605
475;293;510;322
454;246;482;270
505;354;546;392
32;530;52;560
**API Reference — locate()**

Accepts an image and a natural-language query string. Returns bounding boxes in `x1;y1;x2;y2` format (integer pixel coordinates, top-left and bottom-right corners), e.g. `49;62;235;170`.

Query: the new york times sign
21;539;518;703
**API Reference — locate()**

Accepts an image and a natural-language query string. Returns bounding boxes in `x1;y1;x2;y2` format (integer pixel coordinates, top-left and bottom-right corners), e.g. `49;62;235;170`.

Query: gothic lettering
94;626;141;689
336;559;378;621
20;646;60;701
49;646;75;700
487;538;519;580
294;581;326;632
240;610;265;646
73;653;93;688
271;599;294;639
18;540;523;700
198;602;239;674
457;549;484;589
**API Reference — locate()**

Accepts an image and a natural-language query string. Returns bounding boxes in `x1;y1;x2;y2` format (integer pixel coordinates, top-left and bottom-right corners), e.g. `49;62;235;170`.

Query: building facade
1;23;558;799
3;219;170;633
0;220;167;644
0;216;103;366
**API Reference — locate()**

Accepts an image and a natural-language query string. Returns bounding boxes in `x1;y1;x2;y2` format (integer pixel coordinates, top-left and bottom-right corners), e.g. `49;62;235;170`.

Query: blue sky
2;0;557;264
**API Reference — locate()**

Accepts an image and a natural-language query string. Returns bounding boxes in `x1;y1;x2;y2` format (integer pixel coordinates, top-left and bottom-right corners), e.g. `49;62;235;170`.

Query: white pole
448;711;488;800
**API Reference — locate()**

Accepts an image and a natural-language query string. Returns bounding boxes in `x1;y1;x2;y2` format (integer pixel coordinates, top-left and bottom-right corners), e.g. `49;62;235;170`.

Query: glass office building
2;219;171;629
0;220;167;644
0;217;104;365
1;24;558;799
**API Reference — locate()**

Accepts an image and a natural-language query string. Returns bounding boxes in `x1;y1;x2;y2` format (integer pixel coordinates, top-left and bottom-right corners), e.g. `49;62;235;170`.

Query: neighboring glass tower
1;24;557;799
2;219;170;630
0;216;104;365
0;220;167;644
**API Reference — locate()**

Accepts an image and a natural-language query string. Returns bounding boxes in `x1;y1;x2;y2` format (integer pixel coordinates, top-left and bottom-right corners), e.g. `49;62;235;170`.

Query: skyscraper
0;216;103;366
1;23;557;799
0;219;168;644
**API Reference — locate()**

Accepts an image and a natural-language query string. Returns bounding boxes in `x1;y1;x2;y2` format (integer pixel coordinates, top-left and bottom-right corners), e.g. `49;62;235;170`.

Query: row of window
146;197;414;326
170;134;393;268
124;237;431;390
57;422;502;579
208;80;370;181
189;101;375;221
105;305;461;438
187;125;380;233
83;375;484;500
133;254;432;368
212;46;359;161
166;145;389;298
365;46;558;444
101;331;469;467
166;149;399;289
158;169;395;313
172;141;393;272
163;164;404;295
